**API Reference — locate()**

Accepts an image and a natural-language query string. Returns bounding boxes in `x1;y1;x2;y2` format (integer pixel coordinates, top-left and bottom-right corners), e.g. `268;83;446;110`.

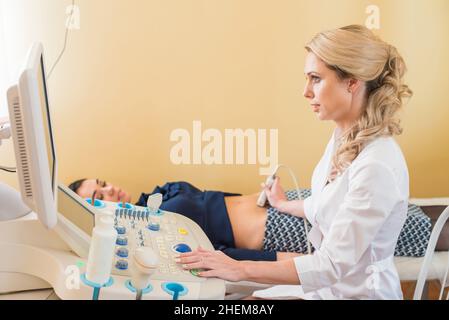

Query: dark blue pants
136;181;276;261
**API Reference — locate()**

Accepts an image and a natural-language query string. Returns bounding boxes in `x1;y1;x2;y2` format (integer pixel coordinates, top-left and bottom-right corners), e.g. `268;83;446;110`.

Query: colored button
172;243;192;253
115;259;128;270
147;222;160;231
85;198;106;208
116;202;133;210
115;225;126;234
190;269;204;277
161;282;188;300
116;236;128;246
178;228;188;235
116;247;129;258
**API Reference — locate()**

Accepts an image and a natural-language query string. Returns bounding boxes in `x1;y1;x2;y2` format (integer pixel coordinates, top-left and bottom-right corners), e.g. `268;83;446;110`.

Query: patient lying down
69;179;303;262
69;178;425;262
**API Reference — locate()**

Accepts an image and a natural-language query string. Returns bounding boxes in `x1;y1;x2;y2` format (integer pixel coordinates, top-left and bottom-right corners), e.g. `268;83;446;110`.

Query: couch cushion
394;204;432;257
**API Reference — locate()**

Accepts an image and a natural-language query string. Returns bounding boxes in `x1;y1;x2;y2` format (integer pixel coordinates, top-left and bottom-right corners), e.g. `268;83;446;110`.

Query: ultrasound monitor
7;42;57;229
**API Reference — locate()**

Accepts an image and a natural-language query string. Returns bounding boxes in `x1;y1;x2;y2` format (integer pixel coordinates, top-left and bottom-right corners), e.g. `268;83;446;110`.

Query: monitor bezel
7;42;57;229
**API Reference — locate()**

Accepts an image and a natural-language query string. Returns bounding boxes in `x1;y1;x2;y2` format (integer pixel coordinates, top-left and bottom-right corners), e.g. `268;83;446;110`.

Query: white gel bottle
86;215;118;286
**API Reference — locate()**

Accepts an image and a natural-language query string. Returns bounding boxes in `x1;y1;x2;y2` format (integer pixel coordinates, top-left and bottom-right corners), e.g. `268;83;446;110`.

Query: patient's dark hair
68;178;87;194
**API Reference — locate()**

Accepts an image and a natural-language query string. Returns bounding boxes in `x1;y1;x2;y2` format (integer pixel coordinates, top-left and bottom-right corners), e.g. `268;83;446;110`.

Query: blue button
147;223;160;231
115;259;128;270
116;202;133;210
125;280;153;294
161;282;188;300
116;247;129;258
172;243;192;253
115;225;126;234
85;198;106;208
116;236;128;246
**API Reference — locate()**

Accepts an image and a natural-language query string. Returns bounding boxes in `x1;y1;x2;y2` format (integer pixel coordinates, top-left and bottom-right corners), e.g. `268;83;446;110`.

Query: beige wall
1;0;448;201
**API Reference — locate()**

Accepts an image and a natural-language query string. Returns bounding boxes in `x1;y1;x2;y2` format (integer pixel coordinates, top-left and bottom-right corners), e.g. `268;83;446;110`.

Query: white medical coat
255;130;409;300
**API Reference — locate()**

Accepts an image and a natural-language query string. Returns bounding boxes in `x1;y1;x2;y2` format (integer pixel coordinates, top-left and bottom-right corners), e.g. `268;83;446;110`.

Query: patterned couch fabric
262;189;431;257
394;203;431;256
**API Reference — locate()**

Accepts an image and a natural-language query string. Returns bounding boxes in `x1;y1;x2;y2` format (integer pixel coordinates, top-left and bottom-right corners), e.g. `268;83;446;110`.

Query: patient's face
76;179;132;203
303;51;354;122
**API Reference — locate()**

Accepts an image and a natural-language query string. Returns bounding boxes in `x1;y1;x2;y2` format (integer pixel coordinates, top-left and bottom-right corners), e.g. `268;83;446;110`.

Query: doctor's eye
311;75;321;83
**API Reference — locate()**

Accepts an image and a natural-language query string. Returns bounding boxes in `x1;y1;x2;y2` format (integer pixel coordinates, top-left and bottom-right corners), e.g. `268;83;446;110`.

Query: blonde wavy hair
305;25;413;181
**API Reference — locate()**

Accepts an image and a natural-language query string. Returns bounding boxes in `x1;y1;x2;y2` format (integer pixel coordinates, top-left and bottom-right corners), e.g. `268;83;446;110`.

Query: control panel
85;198;225;300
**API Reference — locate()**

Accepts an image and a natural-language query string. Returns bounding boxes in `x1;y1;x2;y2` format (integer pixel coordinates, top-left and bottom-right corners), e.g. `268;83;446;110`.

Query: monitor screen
37;55;56;198
58;184;95;237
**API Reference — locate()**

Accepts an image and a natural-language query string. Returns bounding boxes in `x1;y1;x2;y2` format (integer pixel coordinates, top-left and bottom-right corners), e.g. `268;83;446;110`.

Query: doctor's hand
176;247;246;282
263;177;287;210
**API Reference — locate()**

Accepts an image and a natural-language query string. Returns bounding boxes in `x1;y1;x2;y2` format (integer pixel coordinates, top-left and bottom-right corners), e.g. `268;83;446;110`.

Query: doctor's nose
303;83;314;99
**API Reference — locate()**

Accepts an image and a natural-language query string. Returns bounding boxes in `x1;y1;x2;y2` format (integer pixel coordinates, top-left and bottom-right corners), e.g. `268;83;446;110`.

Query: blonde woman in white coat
178;25;413;300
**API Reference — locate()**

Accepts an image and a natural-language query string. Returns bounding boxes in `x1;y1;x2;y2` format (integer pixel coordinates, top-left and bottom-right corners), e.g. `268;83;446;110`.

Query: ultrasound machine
0;43;225;300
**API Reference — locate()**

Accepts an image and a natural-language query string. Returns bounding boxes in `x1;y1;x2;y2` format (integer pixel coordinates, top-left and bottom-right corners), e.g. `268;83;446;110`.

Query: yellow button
178;228;188;235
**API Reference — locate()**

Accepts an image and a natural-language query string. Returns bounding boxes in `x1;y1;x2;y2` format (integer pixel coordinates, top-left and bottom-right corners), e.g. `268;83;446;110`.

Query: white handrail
413;205;449;300
439;249;449;299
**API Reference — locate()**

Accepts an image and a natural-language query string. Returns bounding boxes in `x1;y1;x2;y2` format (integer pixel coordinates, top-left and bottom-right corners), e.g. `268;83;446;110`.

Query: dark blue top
135;181;276;261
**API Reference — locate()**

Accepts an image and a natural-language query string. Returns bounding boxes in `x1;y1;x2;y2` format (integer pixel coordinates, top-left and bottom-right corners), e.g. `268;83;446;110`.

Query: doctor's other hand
263;176;287;210
176;247;245;282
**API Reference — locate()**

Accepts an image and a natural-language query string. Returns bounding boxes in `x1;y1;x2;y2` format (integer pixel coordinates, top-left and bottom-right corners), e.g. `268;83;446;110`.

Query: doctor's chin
0;0;448;308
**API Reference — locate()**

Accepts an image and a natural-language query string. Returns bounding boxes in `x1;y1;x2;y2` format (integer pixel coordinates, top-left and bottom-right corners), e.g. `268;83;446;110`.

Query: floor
401;280;449;300
1;282;448;300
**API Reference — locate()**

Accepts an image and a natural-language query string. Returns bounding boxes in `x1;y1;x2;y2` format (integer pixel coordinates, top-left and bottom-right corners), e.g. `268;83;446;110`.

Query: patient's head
68;178;132;203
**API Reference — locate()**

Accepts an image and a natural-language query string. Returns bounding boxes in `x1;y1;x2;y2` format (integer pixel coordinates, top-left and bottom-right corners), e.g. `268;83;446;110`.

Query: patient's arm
217;246;304;262
276;252;303;261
